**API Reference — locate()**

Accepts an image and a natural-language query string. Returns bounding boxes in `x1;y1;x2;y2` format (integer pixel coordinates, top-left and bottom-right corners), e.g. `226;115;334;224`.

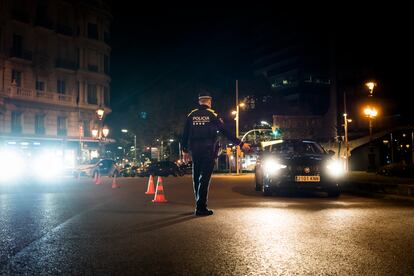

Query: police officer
181;91;250;216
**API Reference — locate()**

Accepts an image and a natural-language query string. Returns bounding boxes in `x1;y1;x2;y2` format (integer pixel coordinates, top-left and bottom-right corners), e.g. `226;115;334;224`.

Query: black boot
195;208;214;216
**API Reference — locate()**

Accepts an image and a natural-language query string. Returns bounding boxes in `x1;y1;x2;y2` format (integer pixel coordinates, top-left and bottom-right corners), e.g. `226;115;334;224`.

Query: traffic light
271;125;282;138
226;147;232;156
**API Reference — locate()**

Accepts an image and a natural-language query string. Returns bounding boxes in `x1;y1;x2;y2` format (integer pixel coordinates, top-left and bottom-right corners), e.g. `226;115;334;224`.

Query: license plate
295;175;320;182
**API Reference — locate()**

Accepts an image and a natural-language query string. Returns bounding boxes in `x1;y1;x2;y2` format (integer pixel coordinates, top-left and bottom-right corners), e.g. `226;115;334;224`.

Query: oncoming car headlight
33;151;63;180
0;149;23;183
326;160;344;178
263;159;287;175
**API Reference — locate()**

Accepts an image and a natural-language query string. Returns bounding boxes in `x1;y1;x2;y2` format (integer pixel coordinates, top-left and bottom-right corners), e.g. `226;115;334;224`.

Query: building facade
253;17;338;141
0;0;111;162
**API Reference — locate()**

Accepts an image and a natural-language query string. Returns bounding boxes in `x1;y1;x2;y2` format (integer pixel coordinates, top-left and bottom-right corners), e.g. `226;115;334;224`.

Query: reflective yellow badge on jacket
187;109;198;117
207;108;218;117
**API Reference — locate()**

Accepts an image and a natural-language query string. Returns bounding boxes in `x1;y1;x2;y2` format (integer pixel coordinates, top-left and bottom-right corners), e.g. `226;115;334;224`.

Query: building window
104;54;109;74
76;81;80;104
104;31;110;44
35;114;45;135
87;49;99;72
11;111;22;134
57;79;66;94
57;116;67;136
87;23;98;40
11;70;22;87
83;120;90;137
35;80;45;91
104;87;110;106
12;33;22;51
35;0;53;29
87;84;97;105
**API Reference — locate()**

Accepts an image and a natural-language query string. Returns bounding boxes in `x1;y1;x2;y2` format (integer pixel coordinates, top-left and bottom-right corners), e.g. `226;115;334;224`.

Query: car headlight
0;150;23;183
263;158;287;175
33;152;63;180
326;160;344;178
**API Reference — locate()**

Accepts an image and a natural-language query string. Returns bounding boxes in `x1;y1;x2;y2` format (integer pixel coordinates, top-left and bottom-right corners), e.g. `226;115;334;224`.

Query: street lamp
102;126;109;138
96;106;105;120
92;124;109;157
365;82;377;97
363;106;378;172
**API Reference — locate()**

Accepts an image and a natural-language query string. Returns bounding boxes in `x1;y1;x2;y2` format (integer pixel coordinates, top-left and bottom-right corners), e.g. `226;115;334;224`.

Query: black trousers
192;154;215;210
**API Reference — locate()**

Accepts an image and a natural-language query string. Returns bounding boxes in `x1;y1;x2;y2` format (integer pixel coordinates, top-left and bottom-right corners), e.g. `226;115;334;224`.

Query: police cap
198;91;212;100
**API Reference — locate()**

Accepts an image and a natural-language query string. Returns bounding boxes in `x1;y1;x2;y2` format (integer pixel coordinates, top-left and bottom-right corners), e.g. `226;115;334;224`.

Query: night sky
106;3;412;142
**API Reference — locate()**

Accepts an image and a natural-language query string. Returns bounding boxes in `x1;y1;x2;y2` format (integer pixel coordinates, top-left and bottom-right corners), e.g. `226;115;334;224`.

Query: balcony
5;86;75;106
57;25;74;36
104;32;111;45
58;94;73;102
35;17;54;30
10;48;33;61
11;10;30;24
55;59;78;71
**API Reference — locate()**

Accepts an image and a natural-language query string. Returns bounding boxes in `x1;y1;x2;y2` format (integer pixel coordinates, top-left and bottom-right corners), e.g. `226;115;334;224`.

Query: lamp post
121;129;137;162
363;106;378;172
342;92;352;172
92;124;109;157
92;107;109;158
232;80;246;174
364;81;378;172
343;113;352;172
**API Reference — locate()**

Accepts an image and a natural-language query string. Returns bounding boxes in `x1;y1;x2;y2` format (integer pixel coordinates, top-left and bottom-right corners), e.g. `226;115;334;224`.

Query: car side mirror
327;150;335;156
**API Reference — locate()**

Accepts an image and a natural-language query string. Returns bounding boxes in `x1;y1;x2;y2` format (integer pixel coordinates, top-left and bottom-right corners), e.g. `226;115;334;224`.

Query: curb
343;181;414;202
344;189;414;203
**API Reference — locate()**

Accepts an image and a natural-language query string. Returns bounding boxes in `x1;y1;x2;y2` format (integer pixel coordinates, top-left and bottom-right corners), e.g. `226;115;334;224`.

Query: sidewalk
344;171;414;200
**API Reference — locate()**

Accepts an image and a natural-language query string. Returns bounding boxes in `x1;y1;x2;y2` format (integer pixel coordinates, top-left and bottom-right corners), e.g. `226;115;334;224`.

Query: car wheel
263;185;272;196
262;179;272;196
255;176;262;191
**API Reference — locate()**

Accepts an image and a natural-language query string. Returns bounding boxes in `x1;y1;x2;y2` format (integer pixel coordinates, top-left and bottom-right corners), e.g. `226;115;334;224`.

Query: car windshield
270;140;325;155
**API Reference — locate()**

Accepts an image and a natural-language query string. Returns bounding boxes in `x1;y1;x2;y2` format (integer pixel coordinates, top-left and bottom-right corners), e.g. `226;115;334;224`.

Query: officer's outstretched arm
213;115;244;147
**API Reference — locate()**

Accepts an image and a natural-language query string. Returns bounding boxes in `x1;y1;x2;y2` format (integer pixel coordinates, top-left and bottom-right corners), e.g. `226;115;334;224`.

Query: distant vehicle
255;139;343;197
139;161;184;177
120;163;139;177
177;161;192;175
76;159;120;178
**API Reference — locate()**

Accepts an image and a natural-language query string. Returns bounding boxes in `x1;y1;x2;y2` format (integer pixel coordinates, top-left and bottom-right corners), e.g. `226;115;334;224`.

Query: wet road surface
1;175;413;275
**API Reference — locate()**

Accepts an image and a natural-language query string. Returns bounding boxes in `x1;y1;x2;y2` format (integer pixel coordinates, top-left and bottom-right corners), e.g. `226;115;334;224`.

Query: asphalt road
1;174;413;275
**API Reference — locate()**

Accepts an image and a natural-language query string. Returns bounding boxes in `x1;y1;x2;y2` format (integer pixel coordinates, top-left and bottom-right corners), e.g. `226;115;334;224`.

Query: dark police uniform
181;101;244;215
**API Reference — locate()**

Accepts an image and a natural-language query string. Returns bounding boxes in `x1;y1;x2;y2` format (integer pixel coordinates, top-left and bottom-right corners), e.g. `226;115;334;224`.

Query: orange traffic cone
152;176;167;203
112;173;120;188
95;172;102;185
145;175;155;195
